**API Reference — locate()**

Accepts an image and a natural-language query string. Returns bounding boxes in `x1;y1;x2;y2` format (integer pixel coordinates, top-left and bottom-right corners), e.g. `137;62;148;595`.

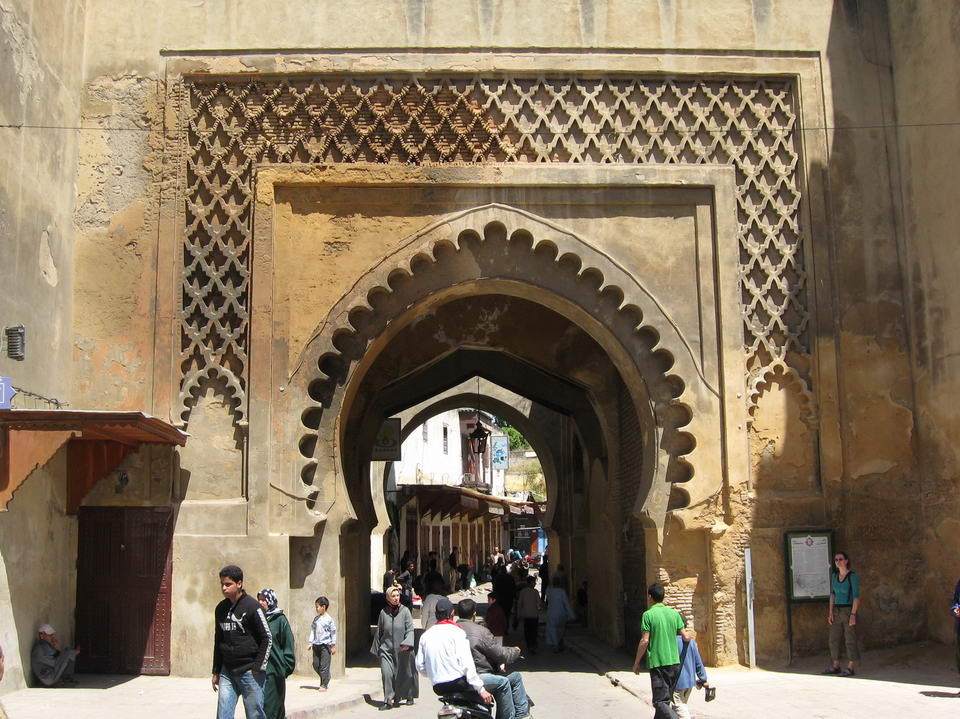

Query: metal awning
0;410;188;512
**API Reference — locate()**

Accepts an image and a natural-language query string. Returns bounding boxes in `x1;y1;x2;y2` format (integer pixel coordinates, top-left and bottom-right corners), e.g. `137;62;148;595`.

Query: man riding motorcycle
456;598;533;719
416;597;494;707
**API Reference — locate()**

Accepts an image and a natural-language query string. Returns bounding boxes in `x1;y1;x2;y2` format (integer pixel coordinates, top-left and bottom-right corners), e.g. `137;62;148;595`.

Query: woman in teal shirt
822;551;861;676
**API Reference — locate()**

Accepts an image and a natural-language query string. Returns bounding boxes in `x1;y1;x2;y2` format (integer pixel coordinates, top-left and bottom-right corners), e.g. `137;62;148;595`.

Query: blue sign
491;436;509;470
0;377;17;410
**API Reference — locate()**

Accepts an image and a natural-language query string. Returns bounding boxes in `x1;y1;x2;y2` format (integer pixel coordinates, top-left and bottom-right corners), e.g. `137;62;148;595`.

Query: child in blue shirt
308;596;337;691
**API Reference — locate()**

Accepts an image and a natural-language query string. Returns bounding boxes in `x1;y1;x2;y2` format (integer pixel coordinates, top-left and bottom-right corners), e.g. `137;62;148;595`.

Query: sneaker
820;666;841;675
405;699;415;705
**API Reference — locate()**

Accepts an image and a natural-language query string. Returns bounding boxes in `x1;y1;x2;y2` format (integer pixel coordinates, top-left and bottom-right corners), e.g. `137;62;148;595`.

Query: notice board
785;531;832;601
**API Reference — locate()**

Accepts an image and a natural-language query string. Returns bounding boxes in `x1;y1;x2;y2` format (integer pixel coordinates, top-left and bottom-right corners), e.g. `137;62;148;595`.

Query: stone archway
391;382;564;526
279;201;746;660
288;204;715;534
366;382;564;587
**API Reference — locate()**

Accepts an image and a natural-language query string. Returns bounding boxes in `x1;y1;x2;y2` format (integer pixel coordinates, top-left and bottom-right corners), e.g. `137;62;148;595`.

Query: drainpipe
744;546;757;667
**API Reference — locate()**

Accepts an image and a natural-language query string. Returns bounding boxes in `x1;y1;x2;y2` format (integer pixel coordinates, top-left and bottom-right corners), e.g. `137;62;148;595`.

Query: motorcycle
435;691;493;719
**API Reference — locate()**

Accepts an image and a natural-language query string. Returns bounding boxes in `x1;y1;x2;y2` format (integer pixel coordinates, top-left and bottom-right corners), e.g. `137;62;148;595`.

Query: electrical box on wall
3;325;25;361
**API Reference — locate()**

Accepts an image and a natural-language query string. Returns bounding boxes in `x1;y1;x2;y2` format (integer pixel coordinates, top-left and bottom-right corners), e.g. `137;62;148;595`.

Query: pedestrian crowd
20;545;960;719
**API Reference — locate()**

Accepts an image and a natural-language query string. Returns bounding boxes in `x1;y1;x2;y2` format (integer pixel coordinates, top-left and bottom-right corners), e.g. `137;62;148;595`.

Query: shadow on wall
819;0;925;654
0;447;77;690
749;366;825;665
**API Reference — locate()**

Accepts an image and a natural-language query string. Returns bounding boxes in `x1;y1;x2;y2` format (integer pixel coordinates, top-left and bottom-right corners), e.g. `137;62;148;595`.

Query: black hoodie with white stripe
212;592;273;674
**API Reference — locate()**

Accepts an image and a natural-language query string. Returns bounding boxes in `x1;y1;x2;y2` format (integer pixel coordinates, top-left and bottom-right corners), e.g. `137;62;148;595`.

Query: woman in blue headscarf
257;589;296;719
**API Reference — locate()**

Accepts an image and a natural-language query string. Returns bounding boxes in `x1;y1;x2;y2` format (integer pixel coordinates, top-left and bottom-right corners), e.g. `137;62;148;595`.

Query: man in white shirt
415;598;493;705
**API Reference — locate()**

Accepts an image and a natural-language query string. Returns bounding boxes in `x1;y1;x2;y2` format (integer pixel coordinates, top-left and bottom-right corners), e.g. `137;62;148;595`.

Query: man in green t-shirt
632;583;686;719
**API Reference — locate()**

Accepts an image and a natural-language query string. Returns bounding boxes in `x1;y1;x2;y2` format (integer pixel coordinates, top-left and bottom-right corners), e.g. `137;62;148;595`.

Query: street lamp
468;421;489;456
468;377;490;472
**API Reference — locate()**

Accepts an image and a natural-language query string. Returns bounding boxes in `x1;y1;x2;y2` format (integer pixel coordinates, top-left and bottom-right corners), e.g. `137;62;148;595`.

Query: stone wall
0;0;84;408
887;1;960;643
0;0;86;693
0;449;76;693
16;0;937;677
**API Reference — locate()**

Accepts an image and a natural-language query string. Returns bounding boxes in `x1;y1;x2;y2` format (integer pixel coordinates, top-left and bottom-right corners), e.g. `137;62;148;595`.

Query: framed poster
372;418;402;461
785;531;833;601
491;435;509;470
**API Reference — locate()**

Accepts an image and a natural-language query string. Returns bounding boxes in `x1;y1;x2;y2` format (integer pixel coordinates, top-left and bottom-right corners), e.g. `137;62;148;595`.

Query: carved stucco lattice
178;74;807;423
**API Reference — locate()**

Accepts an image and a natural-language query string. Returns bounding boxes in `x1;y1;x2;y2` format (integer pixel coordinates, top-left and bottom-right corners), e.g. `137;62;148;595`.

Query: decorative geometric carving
178;75;807;424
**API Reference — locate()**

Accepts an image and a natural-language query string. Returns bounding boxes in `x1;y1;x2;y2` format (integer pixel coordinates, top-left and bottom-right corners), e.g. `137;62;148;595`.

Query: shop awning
397;483;533;520
0;410;188;512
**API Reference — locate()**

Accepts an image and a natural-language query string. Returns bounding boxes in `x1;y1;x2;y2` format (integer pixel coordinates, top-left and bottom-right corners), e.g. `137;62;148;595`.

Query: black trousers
649;664;680;719
432;676;484;703
523;618;538;649
312;644;332;687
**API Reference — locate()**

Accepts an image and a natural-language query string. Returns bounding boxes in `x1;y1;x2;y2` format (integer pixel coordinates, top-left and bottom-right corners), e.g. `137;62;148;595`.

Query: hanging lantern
468;419;490;456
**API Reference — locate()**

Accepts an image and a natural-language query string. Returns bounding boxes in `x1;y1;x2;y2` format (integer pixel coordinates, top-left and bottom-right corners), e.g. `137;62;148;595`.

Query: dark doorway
76;507;173;674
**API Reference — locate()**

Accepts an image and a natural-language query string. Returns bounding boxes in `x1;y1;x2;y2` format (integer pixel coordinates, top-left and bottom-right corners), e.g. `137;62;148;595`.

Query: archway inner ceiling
341;294;674;525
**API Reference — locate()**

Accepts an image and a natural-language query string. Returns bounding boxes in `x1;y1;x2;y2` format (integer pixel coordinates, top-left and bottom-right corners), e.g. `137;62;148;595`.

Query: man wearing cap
415;597;493;705
31;624;79;687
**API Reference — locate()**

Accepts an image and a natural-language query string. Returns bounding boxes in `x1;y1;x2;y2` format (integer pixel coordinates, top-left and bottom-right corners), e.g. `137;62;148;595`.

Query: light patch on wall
39;229;58;286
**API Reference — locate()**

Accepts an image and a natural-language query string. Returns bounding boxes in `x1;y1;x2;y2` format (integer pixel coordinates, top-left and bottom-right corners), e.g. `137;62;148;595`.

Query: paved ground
0;668;383;719
291;644;648;719
564;626;960;719
4;587;959;719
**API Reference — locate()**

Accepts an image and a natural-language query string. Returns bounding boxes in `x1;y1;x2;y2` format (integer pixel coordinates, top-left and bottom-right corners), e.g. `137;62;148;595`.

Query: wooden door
77;507;173;674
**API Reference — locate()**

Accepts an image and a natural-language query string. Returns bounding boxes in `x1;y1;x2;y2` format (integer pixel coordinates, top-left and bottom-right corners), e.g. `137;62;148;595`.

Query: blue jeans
480;672;530;719
217;669;267;719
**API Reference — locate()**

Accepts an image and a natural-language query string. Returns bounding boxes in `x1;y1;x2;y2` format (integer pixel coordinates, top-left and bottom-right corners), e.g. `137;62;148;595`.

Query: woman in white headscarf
257;589;296;719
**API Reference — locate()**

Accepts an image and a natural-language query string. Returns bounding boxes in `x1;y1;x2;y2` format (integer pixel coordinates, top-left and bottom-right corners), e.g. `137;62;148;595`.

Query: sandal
820;666;841;675
841;668;856;676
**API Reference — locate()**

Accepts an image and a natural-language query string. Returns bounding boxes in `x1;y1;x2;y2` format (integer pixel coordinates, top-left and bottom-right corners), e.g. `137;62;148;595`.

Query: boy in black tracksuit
212;565;273;719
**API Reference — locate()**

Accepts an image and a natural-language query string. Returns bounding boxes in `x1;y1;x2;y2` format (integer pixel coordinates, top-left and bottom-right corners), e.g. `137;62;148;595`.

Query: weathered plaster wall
886;1;960;644
0;0;84;408
0;0;85;693
817;0;922;647
0;449;76;692
72;73;162;410
170;535;289;676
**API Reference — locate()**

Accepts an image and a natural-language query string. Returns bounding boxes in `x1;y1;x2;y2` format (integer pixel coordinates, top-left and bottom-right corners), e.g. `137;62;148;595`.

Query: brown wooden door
76;507;173;674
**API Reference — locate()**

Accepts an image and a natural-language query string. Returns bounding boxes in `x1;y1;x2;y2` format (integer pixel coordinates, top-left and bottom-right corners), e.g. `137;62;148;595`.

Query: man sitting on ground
457;599;532;719
415;598;493;706
31;624;79;687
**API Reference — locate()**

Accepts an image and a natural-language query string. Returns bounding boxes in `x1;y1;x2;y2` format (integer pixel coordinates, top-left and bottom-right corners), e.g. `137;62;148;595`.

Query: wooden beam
0;428;76;510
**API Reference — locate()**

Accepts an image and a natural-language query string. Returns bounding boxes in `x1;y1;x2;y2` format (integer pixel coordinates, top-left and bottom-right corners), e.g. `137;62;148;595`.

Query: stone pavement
563;626;960;719
4;596;959;719
0;667;382;719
